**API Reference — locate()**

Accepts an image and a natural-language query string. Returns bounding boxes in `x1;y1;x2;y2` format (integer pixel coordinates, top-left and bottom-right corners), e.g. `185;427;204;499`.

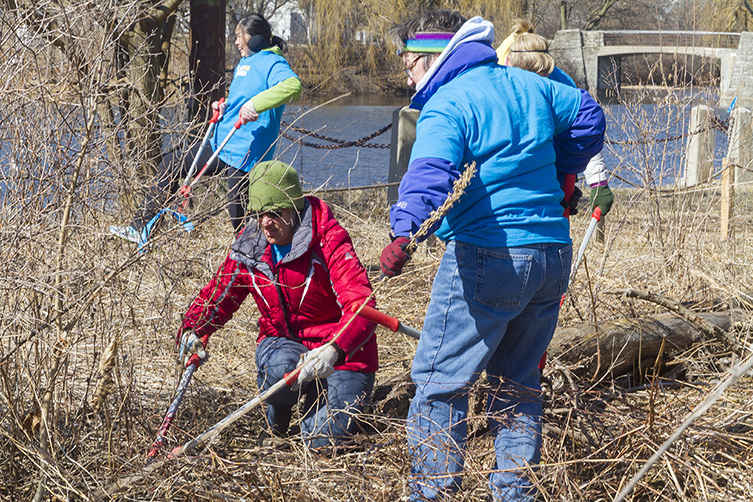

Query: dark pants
131;143;249;233
255;336;375;449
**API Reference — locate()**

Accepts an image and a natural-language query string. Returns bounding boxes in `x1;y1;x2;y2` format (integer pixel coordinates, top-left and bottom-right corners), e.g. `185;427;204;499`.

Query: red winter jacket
181;197;378;372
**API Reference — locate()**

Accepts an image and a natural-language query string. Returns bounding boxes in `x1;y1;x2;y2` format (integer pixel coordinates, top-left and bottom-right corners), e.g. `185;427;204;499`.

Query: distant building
268;3;308;45
355;30;374;45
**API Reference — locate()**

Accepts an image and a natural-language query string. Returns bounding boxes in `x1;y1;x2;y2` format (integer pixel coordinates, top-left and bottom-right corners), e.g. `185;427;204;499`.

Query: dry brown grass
1;13;752;496
2;170;753;500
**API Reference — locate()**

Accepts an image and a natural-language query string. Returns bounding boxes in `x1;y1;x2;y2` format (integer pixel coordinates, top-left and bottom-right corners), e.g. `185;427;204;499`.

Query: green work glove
589;184;614;217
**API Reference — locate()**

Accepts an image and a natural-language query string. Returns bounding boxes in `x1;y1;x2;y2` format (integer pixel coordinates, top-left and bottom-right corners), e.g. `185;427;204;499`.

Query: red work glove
379;236;411;278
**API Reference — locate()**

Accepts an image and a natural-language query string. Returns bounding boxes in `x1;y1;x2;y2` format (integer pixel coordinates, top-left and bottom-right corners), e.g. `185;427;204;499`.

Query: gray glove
177;330;207;368
211;99;226;118
293;345;340;390
239;99;259;124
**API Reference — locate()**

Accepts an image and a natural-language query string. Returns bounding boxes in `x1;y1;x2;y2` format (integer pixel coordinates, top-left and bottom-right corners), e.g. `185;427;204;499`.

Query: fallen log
547;310;742;378
370;301;746;418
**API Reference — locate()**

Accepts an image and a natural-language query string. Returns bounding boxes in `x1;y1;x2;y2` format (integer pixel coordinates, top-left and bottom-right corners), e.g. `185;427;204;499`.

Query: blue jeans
255;336;375;449
407;241;572;501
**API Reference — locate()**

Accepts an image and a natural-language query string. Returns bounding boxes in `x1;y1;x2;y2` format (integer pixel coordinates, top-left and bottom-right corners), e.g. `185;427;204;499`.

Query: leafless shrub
1;6;753;501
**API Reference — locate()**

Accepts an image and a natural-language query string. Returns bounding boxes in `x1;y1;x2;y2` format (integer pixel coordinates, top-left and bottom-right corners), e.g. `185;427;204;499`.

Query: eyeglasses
403;54;426;78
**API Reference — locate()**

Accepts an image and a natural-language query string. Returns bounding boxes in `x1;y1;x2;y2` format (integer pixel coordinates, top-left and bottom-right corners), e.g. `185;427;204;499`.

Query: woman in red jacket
177;161;378;448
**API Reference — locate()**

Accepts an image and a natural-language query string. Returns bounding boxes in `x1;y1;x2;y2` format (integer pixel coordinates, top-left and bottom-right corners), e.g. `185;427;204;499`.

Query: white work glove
177;330;207;368
293;345;341;390
211;100;226;118
239;99;259;124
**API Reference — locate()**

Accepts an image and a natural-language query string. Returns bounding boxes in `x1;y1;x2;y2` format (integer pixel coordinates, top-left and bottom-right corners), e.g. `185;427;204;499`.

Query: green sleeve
250;77;302;113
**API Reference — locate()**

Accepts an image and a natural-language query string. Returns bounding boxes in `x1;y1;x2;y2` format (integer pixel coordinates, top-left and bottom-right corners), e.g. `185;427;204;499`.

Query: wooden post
387;106;420;204
720;157;735;240
726;107;752;184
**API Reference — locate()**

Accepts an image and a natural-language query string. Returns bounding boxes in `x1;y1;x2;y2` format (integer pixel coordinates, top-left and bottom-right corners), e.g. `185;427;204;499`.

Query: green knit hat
247;161;305;213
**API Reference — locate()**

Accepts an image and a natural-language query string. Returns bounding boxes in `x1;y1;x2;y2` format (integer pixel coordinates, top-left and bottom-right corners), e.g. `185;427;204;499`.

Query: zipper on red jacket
273;269;300;341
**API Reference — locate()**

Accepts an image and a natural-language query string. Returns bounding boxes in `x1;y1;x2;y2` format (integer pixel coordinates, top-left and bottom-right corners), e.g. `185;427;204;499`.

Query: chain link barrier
605;116;729;146
280;121;392;149
280;114;729;151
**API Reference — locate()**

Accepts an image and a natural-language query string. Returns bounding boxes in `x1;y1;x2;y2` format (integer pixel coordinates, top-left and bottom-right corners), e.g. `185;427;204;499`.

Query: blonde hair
510;19;534;36
496;19;535;64
506;32;555;77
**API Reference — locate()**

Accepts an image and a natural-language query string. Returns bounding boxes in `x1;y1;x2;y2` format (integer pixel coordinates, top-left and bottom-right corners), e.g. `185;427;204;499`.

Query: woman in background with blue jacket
111;13;301;246
499;20;614;218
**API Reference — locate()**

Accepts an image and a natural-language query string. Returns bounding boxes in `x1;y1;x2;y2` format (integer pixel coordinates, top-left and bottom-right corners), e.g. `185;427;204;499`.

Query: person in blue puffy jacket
378;10;605;501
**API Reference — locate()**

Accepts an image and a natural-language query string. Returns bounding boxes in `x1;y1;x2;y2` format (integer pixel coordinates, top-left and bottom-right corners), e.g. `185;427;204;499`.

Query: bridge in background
549;30;753;109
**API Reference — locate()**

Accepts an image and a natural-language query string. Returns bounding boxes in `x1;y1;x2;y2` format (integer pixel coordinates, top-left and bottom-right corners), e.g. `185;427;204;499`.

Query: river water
273;90;731;190
274;95;407;189
0;90;732;202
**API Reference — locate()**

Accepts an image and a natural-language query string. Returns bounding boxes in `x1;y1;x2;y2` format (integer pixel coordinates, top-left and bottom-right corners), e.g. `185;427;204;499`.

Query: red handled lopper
145;353;202;464
540;205;603;370
176;98;224;207
168;359;305;458
179;115;243;213
166;301;381;459
569;205;602;286
349;303;421;340
138;102;242;248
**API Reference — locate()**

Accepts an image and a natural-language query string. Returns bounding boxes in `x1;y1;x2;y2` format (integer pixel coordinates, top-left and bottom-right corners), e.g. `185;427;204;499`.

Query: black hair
237;13;287;52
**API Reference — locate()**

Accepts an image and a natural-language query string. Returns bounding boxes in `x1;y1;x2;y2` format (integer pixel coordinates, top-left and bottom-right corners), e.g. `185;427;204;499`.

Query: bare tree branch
582;0;621;31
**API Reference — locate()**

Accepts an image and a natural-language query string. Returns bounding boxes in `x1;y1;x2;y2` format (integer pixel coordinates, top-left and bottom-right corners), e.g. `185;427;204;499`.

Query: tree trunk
188;0;226;124
118;26;165;209
370;311;743;420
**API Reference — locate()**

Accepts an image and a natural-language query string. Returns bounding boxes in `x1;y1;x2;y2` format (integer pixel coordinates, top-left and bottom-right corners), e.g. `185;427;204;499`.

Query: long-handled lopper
165;299;425;459
168;359;303;458
177;98;224;201
145;353;202;465
140;105;243;248
176;115;242;214
165;298;385;460
167;336;360;459
349;303;420;339
568;205;602;289
539;205;603;370
168;283;419;457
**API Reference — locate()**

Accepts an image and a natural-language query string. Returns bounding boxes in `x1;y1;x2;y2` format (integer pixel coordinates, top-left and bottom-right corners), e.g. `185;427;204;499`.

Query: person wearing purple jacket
378;10;605;501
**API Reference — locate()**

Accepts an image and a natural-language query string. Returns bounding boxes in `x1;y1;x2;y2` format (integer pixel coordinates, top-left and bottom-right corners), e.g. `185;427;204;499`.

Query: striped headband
403;32;454;53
